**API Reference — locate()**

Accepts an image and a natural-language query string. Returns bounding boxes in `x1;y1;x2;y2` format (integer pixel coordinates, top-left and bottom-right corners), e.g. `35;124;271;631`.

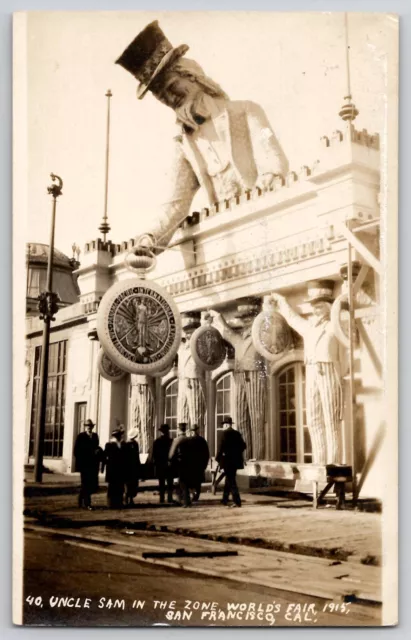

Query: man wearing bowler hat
102;427;126;509
168;423;193;507
189;424;210;501
73;418;100;510
216;416;246;507
151;424;175;504
271;280;347;465
115;21;287;253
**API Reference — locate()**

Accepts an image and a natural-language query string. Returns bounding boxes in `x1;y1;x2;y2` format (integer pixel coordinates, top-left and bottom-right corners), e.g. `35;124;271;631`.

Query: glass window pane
289;428;297;453
280;428;287;453
279;385;286;410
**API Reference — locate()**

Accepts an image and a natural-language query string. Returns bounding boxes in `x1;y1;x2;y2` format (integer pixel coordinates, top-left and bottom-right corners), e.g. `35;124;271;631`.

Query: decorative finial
99;89;112;241
339;13;359;123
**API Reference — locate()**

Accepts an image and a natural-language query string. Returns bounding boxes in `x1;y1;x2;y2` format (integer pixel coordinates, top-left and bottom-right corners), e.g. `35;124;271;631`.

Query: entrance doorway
72;402;87;471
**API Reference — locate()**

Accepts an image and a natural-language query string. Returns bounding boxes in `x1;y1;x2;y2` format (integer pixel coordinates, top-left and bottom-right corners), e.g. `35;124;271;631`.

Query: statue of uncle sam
271;282;348;466
115;20;288;252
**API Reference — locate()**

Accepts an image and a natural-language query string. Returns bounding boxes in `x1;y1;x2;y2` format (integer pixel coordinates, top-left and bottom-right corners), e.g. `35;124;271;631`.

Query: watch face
252;310;291;362
97;278;182;375
190;324;226;371
97;348;126;382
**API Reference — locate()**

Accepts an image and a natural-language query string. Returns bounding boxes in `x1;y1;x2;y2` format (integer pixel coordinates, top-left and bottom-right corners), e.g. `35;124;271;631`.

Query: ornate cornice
159;228;336;297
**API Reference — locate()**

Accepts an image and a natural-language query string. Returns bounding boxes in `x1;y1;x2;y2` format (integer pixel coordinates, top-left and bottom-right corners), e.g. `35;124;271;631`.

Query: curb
24;523;382;606
23;507;381;567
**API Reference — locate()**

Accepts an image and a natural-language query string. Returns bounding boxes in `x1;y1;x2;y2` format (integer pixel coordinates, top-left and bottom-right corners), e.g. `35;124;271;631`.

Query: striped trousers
129;381;155;454
177;378;207;436
305;363;343;465
235;371;266;460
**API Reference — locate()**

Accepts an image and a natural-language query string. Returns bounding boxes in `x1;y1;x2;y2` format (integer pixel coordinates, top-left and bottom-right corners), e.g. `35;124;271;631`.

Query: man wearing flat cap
116;21;288;252
74;418;100;510
271;281;347;465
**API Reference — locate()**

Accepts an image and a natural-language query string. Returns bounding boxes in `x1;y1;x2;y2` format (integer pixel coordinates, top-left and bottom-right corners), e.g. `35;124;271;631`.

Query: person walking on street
216;416;246;508
189;424;210;501
123;428;141;507
169;423;192;507
73;418;100;510
102;428;125;509
150;424;174;504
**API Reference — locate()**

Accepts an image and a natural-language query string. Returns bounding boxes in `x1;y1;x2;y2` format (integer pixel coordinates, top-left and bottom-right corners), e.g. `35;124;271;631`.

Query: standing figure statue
210;304;266;460
177;314;207;435
135;299;148;352
116;20;288;251
271;281;347;465
129;374;156;454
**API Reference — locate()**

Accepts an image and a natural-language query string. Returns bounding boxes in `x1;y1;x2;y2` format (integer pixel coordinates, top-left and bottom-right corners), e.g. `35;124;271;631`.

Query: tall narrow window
215;372;233;455
164;379;178;439
29;340;68;458
277;362;312;463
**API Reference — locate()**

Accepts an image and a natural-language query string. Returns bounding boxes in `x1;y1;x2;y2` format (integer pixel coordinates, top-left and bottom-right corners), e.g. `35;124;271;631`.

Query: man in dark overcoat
151;424;174;504
102;428;125;509
216;416;246;507
73;418;100;509
168;423;193;507
189;424;210;501
123;428;141;507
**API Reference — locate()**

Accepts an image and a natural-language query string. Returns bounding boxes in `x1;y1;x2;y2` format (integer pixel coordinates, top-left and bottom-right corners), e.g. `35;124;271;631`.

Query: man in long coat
216;416;246;508
115;21;288;253
188;424;210;501
168;423;193;507
102;428;125;509
123;428;141;507
73;418;100;510
151;424;174;504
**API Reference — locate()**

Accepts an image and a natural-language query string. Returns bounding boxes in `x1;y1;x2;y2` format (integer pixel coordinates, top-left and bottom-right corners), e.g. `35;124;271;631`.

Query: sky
19;11;396;259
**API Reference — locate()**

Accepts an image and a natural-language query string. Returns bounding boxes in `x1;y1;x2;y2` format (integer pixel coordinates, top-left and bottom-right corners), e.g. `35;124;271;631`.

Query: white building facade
25;121;384;498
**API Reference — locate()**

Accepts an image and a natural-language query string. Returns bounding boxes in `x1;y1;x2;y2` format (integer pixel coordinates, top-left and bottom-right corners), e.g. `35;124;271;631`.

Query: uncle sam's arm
137;138;200;252
270;293;310;339
246;101;288;191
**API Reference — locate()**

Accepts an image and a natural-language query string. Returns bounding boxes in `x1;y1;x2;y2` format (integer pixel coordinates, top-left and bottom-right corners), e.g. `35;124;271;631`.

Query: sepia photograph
13;10;398;627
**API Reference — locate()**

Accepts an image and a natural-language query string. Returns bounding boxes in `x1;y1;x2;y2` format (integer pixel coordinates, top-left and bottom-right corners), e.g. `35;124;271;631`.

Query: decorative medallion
190;316;226;371
252;307;292;362
97;348;126;382
96;278;182;375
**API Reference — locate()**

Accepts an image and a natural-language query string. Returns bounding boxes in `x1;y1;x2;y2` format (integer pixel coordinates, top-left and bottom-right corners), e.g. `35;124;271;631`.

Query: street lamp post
33;174;63;483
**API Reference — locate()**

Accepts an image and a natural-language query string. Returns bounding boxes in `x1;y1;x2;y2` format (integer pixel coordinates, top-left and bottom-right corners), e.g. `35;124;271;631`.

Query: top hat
159;423;170;433
178;422;188;432
304;280;335;305
220;415;234;426
190;424;200;431
116;21;189;99
84;419;95;428
128;428;139;440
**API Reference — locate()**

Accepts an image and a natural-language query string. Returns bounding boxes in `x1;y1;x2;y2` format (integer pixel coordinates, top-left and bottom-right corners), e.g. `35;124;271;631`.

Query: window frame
163;378;179;440
275;361;312;464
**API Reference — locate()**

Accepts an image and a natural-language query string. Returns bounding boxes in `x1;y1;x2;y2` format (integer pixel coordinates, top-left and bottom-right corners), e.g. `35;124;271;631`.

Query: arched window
277;363;312;463
215;372;234;455
164;379;178;439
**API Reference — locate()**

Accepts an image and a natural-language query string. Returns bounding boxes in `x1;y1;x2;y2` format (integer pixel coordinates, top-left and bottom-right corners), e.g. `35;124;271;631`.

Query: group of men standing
74;415;246;510
73;421;142;510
